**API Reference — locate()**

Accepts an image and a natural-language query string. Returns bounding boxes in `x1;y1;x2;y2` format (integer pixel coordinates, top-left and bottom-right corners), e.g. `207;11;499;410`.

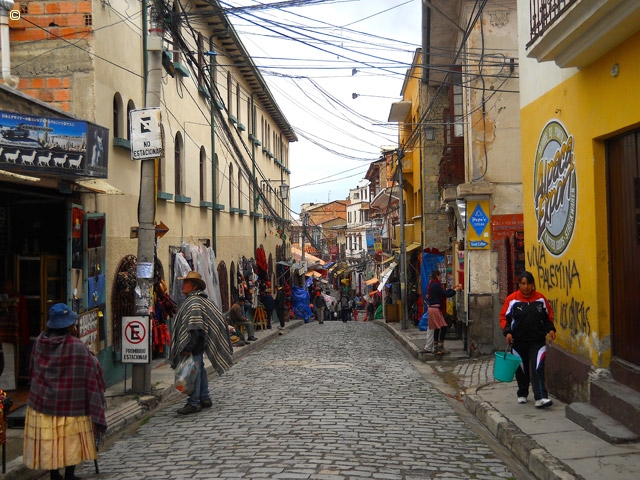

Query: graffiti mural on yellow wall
526;244;591;336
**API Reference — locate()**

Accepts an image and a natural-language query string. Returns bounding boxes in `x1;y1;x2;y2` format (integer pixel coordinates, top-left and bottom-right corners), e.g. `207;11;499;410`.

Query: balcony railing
528;0;578;48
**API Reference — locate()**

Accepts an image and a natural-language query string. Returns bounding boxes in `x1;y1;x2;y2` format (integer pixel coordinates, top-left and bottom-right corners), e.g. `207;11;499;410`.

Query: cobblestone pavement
80;322;517;479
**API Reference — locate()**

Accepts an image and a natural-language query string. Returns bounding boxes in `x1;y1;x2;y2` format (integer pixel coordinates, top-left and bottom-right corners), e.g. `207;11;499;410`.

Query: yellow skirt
23;407;97;470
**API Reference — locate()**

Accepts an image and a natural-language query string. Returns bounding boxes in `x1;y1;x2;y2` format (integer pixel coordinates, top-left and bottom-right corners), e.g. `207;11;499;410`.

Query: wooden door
607;130;640;365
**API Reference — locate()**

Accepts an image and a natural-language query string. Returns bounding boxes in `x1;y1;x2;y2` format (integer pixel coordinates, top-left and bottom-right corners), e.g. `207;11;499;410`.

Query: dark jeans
512;340;548;400
341;309;350;322
188;353;209;407
433;327;448;343
276;308;285;327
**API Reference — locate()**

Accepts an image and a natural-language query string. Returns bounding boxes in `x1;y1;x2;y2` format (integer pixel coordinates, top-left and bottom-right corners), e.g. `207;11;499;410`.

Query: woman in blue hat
23;303;107;480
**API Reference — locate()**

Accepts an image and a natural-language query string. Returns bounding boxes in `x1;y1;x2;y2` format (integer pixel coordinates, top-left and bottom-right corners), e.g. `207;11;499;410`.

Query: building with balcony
517;0;640;426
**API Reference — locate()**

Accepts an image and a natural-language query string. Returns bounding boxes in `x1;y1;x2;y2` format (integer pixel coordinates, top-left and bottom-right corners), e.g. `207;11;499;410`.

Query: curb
464;387;584;480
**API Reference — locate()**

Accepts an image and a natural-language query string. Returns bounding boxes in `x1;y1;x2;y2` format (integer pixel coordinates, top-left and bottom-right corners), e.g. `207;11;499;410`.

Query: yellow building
518;0;640;412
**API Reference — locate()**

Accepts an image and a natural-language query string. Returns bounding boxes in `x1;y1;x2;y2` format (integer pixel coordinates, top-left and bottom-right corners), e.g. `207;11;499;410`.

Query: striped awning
377;262;397;292
364;277;379;286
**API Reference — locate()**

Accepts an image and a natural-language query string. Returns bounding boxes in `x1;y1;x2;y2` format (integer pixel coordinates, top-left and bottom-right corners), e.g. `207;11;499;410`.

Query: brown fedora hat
178;270;206;290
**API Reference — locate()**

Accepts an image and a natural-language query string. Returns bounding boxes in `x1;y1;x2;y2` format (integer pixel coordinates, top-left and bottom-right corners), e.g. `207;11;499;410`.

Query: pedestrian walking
170;271;233;414
275;285;286;329
313;289;326;324
339;292;351;322
420;270;462;355
23;303;107;480
500;271;556;408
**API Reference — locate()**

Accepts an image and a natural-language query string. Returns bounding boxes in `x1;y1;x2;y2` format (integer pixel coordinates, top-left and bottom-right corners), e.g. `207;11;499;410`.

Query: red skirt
428;306;448;330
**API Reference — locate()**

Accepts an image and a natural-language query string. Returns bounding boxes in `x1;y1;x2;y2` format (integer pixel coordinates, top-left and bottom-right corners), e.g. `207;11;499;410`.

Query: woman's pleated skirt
428;306;448;330
23;407;97;470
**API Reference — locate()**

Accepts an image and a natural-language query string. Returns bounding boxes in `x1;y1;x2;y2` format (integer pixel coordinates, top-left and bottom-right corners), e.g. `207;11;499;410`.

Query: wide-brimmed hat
178;271;206;290
46;303;78;329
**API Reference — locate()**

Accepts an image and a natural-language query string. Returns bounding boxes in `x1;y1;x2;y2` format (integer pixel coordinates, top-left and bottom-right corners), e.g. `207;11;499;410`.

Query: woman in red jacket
500;271;556;408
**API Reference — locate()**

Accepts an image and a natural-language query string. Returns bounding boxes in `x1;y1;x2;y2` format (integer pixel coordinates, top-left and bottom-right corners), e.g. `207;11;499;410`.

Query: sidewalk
1;320;305;480
380;320;640;480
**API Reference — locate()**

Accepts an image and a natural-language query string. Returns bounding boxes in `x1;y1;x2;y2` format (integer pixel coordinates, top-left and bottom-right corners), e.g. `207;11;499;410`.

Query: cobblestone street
80;322;517;479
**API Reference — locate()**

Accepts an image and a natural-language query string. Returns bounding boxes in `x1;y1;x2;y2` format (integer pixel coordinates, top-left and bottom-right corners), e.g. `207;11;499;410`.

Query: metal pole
398;150;408;330
132;0;162;393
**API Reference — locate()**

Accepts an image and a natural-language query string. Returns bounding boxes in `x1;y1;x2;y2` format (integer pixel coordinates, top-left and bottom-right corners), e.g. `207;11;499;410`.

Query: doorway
607;129;640;366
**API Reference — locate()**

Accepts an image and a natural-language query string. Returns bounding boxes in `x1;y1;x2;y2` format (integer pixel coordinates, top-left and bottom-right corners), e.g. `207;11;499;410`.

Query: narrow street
78;322;529;479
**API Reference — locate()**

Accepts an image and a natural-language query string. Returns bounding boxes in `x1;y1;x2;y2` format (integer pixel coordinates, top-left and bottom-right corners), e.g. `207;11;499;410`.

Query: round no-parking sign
122;316;151;363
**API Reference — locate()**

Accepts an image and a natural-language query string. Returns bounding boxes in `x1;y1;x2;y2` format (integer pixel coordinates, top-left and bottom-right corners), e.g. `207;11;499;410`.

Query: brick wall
4;1;93;111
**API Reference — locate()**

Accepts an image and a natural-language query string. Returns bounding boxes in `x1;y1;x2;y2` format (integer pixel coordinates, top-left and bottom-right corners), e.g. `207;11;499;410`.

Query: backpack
340;296;350;309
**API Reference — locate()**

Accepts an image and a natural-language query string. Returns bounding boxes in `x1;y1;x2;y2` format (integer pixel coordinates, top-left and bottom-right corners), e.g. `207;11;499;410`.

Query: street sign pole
131;1;163;393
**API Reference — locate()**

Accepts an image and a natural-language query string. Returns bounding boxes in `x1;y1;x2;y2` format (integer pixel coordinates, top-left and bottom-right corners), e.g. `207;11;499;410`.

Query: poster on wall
491;214;524;251
0;109;109;178
77;309;100;355
467;199;491;250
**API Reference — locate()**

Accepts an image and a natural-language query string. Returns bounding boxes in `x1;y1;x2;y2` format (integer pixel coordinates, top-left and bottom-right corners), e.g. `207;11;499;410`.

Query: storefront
0;94;110;390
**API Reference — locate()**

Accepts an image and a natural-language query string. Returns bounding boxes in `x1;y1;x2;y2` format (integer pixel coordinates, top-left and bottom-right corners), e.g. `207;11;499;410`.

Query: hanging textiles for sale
421;250;444;306
290;285;312;322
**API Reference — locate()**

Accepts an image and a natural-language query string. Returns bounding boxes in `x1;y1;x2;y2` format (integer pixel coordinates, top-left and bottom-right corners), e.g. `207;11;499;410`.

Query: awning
364;277;379;286
324;261;335;269
380;256;395;265
334;269;345;276
393;242;422;254
75;179;124;195
305;270;322;278
291;246;324;265
377;262;397;292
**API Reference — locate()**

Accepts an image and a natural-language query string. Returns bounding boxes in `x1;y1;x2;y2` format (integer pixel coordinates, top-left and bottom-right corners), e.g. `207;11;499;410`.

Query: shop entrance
0;183;67;387
607;129;640;367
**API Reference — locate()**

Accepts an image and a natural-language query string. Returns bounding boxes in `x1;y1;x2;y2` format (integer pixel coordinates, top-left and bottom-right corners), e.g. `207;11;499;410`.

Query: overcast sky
223;0;423;217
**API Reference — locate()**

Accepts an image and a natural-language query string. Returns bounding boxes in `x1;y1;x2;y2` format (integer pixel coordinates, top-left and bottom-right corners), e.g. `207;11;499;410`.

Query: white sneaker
535;398;553;408
517;397;528;404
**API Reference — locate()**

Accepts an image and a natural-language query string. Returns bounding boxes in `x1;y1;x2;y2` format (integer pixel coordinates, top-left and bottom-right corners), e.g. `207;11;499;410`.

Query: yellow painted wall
520;30;640;368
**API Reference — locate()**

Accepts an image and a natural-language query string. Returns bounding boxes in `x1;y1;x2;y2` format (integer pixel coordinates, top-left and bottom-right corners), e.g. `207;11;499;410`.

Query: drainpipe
0;0;18;87
208;36;217;252
251;93;257;254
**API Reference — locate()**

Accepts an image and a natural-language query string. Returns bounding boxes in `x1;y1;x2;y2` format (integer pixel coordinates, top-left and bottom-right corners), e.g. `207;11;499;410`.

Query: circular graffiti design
533;120;577;256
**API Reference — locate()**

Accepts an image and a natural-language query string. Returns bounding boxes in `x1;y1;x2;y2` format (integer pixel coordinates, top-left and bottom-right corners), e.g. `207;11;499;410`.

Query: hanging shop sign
121;316;151;364
129;108;163;160
467;199;491;250
0;109;109;178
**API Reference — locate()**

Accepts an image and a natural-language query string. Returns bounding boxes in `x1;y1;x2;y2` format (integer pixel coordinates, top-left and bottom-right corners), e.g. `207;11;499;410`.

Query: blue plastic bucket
493;351;521;382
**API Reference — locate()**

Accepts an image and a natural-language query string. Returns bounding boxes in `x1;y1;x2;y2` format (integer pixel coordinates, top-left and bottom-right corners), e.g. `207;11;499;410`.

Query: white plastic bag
174;354;199;394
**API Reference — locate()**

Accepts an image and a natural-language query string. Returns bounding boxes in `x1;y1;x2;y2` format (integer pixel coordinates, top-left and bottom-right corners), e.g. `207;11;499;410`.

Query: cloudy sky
222;0;423;217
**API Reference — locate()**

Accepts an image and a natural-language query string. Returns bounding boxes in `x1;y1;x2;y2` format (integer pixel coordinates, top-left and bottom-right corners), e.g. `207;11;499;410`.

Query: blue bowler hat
46;303;78;329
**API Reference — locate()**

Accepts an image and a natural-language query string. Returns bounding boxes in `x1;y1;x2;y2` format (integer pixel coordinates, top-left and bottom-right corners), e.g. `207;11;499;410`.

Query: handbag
174;354;199;395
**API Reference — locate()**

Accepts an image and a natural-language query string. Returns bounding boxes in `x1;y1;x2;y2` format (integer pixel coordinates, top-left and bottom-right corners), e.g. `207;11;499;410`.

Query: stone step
591;377;640;435
566;402;640;444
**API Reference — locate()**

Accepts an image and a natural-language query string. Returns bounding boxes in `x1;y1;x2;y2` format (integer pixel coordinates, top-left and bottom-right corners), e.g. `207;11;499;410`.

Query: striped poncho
169;290;233;375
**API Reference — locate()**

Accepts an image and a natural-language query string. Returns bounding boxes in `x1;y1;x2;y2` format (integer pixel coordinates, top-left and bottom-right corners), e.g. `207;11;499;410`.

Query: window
199;146;206;202
174;132;183;195
452;67;463;138
237;170;242;211
157;124;165;192
227;73;233;117
236;82;241;124
171;2;182;64
197;33;205;91
112;93;123;138
228;164;234;209
126;100;135;140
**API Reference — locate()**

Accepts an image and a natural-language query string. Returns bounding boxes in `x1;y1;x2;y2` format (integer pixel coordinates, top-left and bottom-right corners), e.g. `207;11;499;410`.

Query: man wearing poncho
169;271;233;414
